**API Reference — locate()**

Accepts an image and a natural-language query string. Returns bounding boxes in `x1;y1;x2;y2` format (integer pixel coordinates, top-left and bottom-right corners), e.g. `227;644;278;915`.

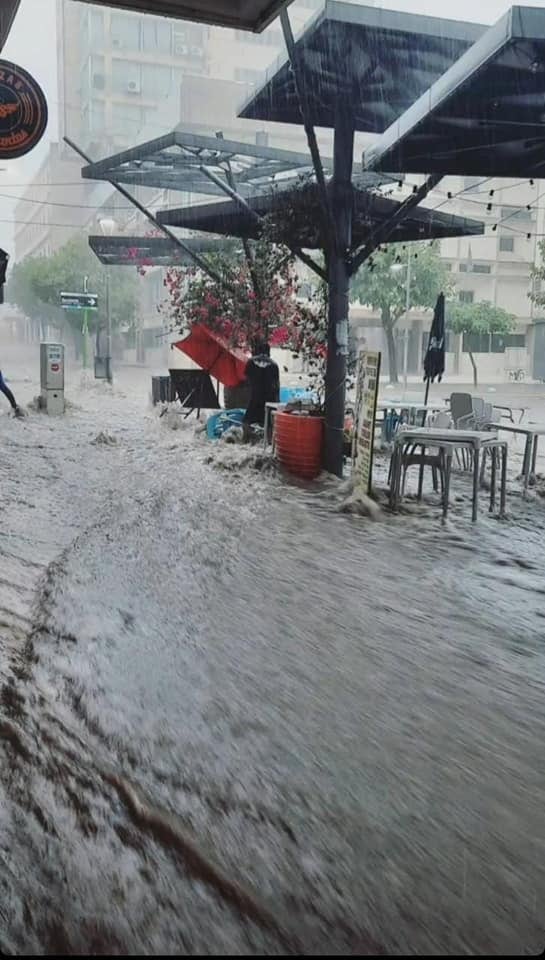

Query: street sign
60;292;98;310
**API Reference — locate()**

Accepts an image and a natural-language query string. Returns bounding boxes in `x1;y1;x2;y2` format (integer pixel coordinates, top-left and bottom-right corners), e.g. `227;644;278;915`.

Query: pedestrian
242;340;280;442
0;370;23;417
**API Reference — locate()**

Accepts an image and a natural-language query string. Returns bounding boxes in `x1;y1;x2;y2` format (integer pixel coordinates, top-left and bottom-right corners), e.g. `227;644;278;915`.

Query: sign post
353;350;381;497
60;291;98;370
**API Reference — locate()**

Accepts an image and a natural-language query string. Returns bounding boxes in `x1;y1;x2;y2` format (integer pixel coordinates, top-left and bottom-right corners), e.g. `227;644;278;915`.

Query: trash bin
275;411;324;480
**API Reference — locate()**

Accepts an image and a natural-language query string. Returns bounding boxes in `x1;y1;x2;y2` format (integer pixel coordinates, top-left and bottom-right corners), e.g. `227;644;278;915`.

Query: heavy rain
0;0;544;955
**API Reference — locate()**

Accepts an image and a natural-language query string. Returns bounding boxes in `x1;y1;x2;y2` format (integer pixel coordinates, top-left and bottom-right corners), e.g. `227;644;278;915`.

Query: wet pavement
0;357;544;954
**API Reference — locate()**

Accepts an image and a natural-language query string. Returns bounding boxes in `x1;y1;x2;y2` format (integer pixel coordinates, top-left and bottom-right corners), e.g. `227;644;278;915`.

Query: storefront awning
77;0;293;33
365;6;545;178
239;1;484;132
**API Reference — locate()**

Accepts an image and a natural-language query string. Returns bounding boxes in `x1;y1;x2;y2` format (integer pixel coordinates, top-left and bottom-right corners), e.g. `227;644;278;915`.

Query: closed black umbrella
423;292;446;405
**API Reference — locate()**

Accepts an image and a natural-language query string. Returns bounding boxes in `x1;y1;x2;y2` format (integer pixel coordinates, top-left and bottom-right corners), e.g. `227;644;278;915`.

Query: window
142;19;172;54
141;64;172;99
463;333;492;353
499;235;515;253
461;333;525;354
236;27;282;46
91;55;105;91
500;206;533;222
505;334;526;349
88;99;105;134
111;12;141;50
112;102;143;140
459;262;491;274
90;10;105;47
234;67;259;84
235;67;263;84
112;60;141;95
459;290;474;304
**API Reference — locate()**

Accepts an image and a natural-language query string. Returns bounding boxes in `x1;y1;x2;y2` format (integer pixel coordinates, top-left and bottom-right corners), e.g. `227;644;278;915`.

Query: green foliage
448;299;515;386
350;241;453;318
350;241;453;382
448;299;515;337
529;239;545;312
7;235;138;336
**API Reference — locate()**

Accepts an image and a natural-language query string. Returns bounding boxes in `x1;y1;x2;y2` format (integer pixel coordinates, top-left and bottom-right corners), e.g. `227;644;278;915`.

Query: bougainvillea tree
160;231;328;373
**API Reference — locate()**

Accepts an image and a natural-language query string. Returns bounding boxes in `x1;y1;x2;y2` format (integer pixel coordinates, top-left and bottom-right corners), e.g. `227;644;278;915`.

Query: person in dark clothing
0;370;23;417
242;341;279;441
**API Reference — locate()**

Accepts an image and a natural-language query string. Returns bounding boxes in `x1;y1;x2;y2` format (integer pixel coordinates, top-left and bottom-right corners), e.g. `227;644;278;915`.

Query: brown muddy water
0;378;544;955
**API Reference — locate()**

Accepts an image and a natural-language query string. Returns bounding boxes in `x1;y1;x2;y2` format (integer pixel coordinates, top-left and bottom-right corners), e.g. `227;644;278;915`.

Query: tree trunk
468;350;478;387
383;308;398;384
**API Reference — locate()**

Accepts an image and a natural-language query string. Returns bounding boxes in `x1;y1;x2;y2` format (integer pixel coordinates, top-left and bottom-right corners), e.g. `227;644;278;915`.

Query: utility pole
402;249;412;395
105;266;112;384
82;274;89;369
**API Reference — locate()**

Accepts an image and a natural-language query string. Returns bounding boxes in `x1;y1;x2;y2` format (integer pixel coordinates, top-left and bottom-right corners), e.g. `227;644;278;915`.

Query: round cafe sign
0;60;47;159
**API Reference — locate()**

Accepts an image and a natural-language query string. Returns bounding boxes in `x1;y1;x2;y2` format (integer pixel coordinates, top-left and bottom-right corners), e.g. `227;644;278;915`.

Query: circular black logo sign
0;60;47;159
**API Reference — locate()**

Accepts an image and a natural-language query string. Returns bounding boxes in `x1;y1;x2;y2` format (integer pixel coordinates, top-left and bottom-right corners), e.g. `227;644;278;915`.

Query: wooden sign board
353;350;381;497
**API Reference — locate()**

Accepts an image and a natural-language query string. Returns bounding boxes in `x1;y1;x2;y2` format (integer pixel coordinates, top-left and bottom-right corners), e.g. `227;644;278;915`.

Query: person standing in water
0;370;23;417
242;341;280;442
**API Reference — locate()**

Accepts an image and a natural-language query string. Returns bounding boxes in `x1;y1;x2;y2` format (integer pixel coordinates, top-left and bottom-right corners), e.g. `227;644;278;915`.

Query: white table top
489;422;545;436
395;428;500;445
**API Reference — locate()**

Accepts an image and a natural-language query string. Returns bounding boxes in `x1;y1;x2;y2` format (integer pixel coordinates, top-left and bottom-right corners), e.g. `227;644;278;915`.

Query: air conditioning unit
112;36;122;48
174;41;189;56
127;80;141;94
191;46;203;57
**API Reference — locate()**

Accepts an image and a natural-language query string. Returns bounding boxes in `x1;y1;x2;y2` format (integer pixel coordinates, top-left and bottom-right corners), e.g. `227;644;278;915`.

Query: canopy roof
0;0;21;52
239;1;484;132
365;5;545;178
156;183;484;248
77;0;292;32
81;128;392;197
81;130;337;198
88;234;236;266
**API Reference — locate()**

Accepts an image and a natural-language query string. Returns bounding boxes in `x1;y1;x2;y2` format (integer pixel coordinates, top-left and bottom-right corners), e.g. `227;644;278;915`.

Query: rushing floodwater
0;365;544;954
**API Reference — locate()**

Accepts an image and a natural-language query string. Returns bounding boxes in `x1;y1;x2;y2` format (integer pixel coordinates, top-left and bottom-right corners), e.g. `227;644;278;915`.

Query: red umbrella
173;324;249;388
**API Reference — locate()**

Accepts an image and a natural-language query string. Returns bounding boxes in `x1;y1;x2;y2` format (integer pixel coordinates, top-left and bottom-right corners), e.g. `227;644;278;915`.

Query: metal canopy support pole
324;110;355;477
350;173;443;275
64;136;234;291
202;154;327;281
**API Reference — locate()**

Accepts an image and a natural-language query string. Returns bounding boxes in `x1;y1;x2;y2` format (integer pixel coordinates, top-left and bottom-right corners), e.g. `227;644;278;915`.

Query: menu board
353;350;381;496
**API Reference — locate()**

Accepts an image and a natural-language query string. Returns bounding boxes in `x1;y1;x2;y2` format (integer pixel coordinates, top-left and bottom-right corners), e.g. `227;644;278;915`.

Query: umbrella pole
422;378;430;427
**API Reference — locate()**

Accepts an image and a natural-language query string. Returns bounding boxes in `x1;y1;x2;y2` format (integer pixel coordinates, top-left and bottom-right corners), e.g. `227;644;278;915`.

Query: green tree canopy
7;235;139;350
448;300;515;386
350;241;453;383
530;239;545;315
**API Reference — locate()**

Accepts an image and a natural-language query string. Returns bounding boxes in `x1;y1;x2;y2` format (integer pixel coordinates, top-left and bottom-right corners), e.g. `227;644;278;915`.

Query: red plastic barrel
275;411;324;480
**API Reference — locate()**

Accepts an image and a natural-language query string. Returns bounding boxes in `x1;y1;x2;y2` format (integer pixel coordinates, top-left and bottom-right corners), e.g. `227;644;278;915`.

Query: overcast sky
1;0;545;254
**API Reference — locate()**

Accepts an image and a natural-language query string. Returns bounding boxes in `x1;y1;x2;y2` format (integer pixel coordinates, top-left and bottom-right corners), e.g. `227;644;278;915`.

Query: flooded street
0;358;544;955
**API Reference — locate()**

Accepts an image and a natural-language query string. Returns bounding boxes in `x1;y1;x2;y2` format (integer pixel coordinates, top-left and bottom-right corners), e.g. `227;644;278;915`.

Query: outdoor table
377;400;447;442
390;428;507;522
487;423;545;495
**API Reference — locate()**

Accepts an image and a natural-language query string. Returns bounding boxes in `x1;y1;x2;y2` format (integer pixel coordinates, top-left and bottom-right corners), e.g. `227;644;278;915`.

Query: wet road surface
0;367;544;954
